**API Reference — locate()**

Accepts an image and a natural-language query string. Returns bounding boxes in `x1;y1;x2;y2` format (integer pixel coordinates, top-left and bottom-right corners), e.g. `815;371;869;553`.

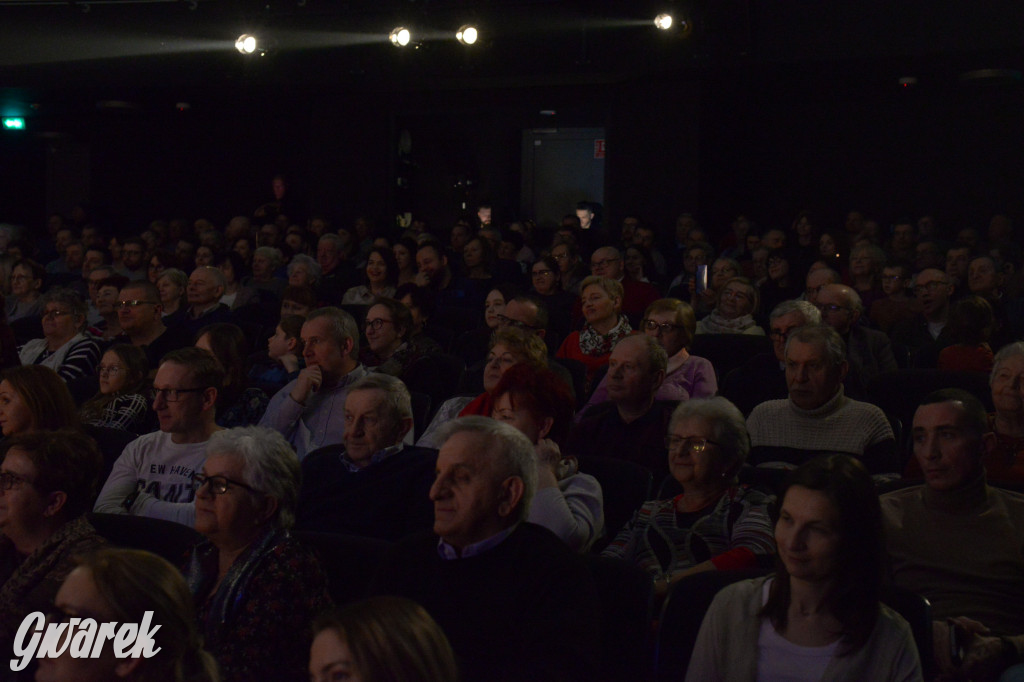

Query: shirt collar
437;524;517;560
339;442;404;473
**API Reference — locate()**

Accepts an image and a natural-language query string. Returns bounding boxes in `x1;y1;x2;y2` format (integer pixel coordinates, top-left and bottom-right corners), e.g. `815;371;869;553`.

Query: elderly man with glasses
816;283;897;399
94;347;224;526
588;245;660;326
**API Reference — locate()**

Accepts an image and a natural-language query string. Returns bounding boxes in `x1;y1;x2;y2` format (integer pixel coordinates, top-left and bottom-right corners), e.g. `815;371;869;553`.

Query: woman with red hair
491;363;605;552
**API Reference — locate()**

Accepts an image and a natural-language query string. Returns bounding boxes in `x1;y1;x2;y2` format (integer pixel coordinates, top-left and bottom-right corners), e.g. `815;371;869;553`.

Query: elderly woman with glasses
581;298;716;418
695;277;764;336
186;425;332;682
602;397;774;598
18;287;101;382
0;430;106;655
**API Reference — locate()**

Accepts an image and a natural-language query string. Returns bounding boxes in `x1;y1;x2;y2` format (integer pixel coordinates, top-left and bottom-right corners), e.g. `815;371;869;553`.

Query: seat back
655;568;769;681
403;353;466;413
691;334;772;382
87;512;201;566
579;455;653;549
584;554;655;681
294;530;393;606
880;585;933;676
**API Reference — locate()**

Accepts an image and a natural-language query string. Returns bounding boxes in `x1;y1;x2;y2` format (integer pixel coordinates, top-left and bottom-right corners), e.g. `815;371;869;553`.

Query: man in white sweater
94;347;223;527
746;324;896;473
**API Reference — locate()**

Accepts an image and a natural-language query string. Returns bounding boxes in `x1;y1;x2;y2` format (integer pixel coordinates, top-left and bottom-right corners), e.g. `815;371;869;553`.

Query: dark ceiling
1;0;1022;119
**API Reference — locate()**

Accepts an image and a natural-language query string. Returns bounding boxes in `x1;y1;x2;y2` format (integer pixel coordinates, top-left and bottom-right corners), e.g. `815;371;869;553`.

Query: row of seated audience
1;206;1023;681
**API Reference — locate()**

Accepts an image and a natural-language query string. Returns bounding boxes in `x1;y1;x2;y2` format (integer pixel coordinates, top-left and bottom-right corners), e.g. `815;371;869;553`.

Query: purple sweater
578;354;717;421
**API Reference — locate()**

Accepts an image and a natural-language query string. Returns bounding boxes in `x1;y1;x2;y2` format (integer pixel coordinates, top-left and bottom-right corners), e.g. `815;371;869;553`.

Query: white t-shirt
755;579;839;682
93;430;208;527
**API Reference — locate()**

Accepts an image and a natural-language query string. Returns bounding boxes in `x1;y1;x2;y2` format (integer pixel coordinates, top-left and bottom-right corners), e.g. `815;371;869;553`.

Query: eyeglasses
914;281;949;295
816;303;849;314
590;258;620;269
664;436;721;454
118;300;158;309
0;471;33;491
496;314;537;331
96;365;124;377
153;387;206;402
365;318;394;332
191;473;262;496
642;319;683;334
532;269;554;277
41;309;74;320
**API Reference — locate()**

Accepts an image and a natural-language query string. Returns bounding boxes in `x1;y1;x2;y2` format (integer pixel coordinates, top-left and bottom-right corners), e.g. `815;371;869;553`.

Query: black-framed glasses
191;473;262;496
365;318;394;332
642;319;683;334
153;387;206;402
914;281;949;296
496;314;537;331
664;436;720;454
118;300;158;309
0;471;33;491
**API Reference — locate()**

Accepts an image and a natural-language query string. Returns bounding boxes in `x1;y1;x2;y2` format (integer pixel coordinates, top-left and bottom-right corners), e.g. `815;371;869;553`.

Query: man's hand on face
291;365;323;405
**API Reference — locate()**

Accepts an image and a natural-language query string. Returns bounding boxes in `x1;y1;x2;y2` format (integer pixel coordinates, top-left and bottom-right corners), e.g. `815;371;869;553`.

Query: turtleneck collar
922;470;989;514
787;385;846;417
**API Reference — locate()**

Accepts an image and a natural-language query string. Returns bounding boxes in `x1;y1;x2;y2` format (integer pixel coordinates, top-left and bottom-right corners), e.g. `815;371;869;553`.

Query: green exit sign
3;118;26;130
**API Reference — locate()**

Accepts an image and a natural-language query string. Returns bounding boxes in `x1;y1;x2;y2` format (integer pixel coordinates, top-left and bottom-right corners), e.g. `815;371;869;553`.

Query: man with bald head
817;283;896;398
588;246;659;324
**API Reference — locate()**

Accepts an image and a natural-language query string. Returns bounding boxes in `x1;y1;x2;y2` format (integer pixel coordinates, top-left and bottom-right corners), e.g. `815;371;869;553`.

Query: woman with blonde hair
310;596;458;682
37;547;220;682
556;275;632;385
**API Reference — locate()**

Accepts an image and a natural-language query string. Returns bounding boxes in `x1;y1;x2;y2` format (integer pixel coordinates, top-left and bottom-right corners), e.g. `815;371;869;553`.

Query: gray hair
318;233;344;250
254;246;284;270
436;416;537;523
41;288;88;330
347;373;413;433
157;268;188;292
669;397;750;480
306;306;360;359
613;334;668;376
770;299;821;325
206;426;301;529
786;324;846;368
287;254;322;283
193;265;226;289
842;285;864;314
991;341;1024;385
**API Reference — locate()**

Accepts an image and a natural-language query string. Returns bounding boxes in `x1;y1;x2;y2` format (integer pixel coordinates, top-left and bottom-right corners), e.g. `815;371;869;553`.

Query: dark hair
1;429;103;519
365;246;399;288
97;274;130;293
463;236;496;274
195;323;248;407
761;454;883;655
395;283;437;320
415;240;445;264
394;237;419;271
214;249;250;281
507;294;548;331
12;258;45;283
368;297;414;341
160;347;226;391
79;344;150;423
282;284;317;310
1;365;79;432
490;363;574;447
532;256;562;292
278;314;306;355
945;295;994;345
918;388;989;435
313;596;458;682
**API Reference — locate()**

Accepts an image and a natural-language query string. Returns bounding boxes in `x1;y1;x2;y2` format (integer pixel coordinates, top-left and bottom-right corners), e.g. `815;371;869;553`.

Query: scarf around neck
578;314;633;356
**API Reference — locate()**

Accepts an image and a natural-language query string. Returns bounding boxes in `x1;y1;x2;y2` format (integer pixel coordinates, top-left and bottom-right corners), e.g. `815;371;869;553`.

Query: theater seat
579;455;653;551
87;512;201;565
294;530;393;606
584;554;655;682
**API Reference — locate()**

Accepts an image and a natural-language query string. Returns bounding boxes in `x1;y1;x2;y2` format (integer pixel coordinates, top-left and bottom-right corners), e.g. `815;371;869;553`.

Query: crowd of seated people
0;203;1022;680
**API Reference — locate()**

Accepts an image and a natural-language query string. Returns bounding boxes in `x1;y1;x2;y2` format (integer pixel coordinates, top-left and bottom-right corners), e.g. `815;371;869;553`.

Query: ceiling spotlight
654;13;673;30
456;25;478;45
235;34;257;54
389;27;411;47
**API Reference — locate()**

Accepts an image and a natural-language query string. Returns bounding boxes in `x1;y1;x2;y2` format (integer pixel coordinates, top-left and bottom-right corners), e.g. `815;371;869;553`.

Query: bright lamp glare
389;27;411;47
235;34;257;54
654;13;673;30
456;25;478;45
